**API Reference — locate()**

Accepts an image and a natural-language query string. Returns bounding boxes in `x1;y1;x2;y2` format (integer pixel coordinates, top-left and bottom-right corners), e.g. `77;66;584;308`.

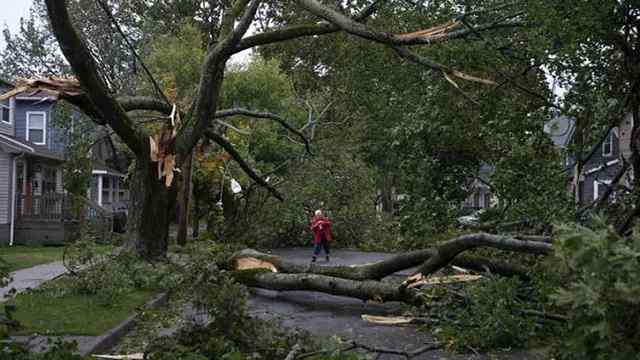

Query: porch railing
16;193;114;243
16;193;65;221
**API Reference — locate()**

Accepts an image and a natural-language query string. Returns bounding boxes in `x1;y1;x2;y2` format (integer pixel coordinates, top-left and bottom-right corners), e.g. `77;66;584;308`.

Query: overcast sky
0;0;33;50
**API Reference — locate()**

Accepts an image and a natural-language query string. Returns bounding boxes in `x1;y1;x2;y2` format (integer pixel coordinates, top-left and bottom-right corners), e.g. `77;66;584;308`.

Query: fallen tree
233;270;423;304
232;247;531;280
230;233;553;304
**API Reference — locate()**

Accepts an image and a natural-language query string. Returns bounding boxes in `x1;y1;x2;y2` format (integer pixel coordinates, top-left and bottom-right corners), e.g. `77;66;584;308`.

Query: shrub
429;277;538;352
550;222;640;359
146;270;307;359
0;340;85;360
63;239;176;305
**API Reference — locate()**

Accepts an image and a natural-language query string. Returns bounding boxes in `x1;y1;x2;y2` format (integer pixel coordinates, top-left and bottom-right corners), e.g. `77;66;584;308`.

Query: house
461;162;494;212
545;115;630;205
0;79;128;246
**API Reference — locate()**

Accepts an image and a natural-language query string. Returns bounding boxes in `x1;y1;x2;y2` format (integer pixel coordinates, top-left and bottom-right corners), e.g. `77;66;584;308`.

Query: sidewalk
0;261;66;303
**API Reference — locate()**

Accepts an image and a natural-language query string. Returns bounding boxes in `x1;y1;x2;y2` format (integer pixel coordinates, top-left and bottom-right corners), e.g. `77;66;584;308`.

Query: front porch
12;157;114;245
14;192;114;245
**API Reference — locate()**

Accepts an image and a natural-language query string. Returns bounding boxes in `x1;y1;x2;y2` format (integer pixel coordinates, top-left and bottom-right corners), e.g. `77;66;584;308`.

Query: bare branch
215;119;252;135
117;96;173;114
204;129;284;201
233;0;383;54
218;0;261;55
214;108;312;155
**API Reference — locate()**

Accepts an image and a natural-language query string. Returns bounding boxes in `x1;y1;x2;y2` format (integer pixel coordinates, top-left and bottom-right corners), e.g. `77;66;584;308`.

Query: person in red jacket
310;209;333;263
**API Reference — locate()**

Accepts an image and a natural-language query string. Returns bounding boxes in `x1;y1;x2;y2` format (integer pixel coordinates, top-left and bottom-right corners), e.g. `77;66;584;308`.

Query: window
43;168;57;193
26;112;46;145
484;193;492;208
594;180;614;203
0;104;9;124
602;131;614;157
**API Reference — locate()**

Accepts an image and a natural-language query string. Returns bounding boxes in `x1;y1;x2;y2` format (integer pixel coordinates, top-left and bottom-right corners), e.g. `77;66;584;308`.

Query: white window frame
593;180;612;202
26;111;47;145
0;103;10;124
602;131;614;157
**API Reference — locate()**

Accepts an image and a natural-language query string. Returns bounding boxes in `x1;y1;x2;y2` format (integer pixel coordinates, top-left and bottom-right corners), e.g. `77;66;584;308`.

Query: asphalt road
247;248;545;360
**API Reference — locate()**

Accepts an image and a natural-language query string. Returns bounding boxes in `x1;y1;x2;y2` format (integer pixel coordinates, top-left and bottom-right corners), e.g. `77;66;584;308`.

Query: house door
32;164;42;196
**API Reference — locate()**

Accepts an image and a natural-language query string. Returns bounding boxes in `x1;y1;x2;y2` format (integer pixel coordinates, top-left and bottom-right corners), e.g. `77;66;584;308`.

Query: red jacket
310;216;333;244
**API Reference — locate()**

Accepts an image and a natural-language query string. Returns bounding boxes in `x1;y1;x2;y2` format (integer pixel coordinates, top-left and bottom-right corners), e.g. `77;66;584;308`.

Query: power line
94;0;171;106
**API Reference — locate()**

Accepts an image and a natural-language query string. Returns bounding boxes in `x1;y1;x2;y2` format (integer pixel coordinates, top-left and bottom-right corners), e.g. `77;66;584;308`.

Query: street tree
35;0;523;258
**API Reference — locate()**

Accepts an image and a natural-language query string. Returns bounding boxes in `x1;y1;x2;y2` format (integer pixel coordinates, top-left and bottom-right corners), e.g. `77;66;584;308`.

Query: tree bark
234;271;422;305
192;195;201;239
222;184;239;240
176;151;194;246
126;155;171;258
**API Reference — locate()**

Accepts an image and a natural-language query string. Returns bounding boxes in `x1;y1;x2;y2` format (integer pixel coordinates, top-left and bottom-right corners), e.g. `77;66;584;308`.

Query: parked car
457;208;486;226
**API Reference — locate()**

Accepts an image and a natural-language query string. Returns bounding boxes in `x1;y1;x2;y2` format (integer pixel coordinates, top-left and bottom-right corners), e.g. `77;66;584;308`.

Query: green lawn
5;278;154;336
0;246;65;272
0;245;114;272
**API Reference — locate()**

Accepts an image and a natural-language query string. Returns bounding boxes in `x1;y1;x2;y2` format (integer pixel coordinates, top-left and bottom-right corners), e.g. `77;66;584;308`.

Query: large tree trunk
192;195;201;239
234;271;422;305
127;156;171;258
176;151;194;246
233;248;531;280
231;233;552;304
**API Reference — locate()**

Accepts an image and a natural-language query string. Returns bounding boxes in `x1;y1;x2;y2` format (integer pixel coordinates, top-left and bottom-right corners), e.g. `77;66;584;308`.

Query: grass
0;245;113;272
0;246;65;272
5;278;154;336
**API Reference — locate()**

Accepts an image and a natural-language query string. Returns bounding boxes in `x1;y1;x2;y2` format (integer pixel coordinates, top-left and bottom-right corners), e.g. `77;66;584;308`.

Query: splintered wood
0;77;83;101
404;274;483;288
361;314;415;325
92;354;144;360
235;257;278;272
396;20;461;41
150;104;180;188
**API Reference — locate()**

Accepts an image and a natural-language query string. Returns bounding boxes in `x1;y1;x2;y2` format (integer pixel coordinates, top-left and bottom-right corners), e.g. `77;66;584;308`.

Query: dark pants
313;239;330;257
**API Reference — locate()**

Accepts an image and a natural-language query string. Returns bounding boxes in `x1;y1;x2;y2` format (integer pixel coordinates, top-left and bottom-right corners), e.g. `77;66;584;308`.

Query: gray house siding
14;100;64;154
580;129;623;204
0;151;11;245
0;84;14;136
0;151;12;224
583;163;622;203
583;130;620;173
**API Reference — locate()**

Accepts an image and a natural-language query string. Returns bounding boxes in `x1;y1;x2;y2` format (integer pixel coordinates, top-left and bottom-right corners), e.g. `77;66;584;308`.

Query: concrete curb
82;291;169;356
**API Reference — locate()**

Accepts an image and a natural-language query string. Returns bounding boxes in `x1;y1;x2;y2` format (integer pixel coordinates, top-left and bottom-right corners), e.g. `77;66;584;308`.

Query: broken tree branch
412;233;552;279
44;0;145;155
233;271;422;304
204;130;284;201
296;0;522;46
